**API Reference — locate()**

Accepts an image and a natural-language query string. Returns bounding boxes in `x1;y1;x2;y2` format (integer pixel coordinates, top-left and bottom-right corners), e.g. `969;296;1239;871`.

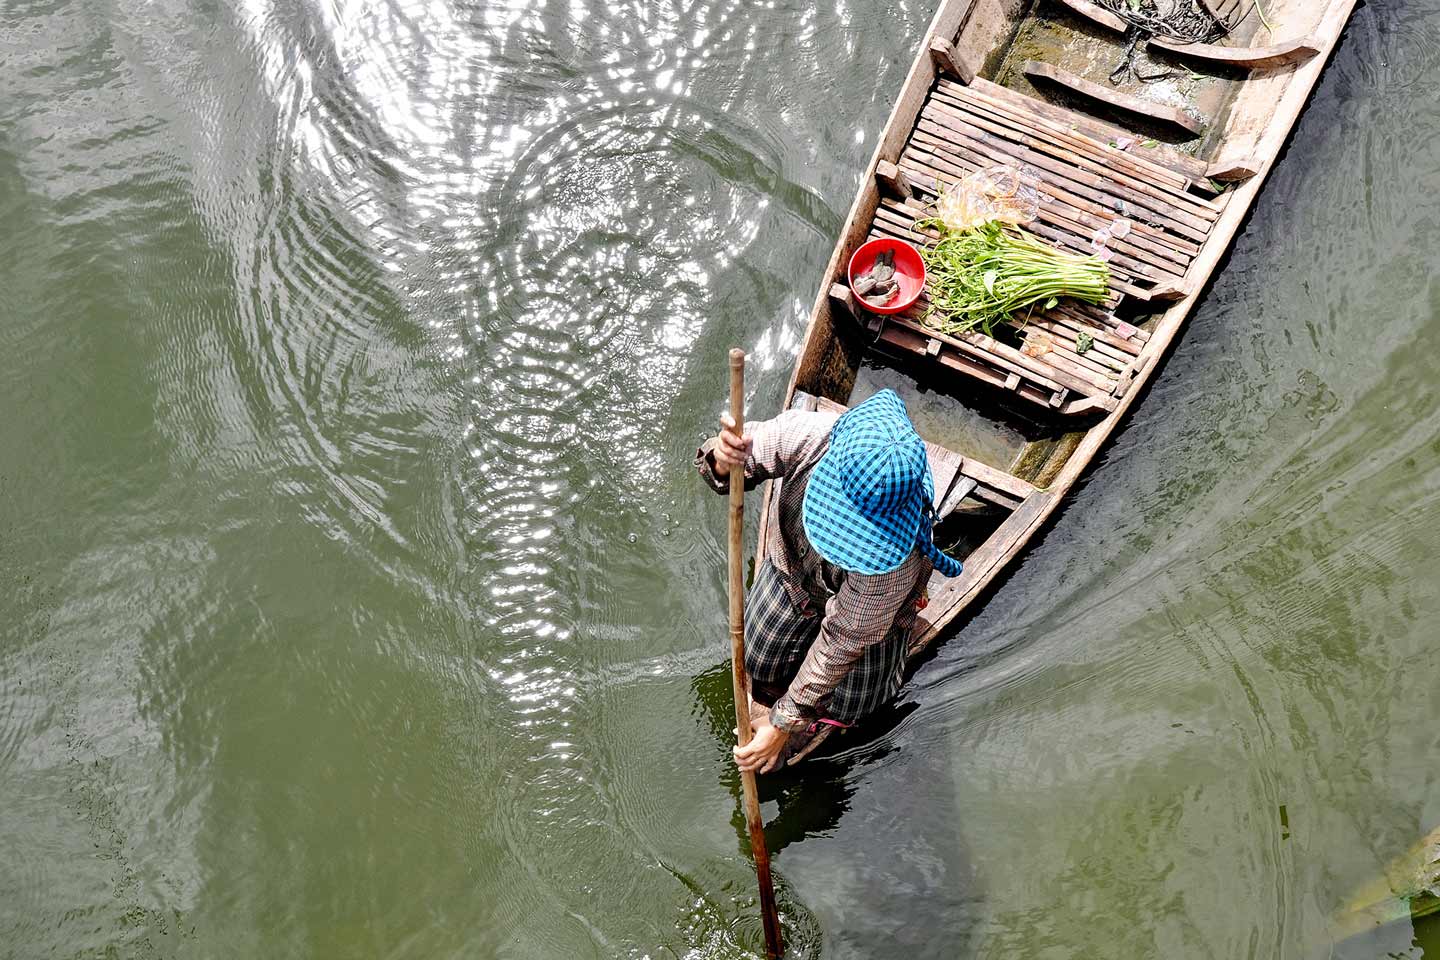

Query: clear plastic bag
932;163;1042;232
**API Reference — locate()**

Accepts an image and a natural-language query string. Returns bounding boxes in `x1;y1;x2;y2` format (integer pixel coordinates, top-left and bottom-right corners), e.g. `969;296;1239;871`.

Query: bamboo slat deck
834;72;1218;415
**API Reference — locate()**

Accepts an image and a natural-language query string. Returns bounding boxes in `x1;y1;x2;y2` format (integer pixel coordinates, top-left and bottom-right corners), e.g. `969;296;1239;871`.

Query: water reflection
3;0;1440;956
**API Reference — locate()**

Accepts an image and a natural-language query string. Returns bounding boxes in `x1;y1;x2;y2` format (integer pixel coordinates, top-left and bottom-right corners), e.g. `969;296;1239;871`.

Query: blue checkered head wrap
801;390;964;578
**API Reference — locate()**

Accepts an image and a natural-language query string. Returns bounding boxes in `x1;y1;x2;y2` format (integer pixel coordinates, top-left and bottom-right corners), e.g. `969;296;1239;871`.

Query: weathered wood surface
1052;0;1127;33
1023;61;1206;137
929;36;975;84
875;159;914;198
968;78;1213;186
1201;2;1350;188
1149;35;1321;70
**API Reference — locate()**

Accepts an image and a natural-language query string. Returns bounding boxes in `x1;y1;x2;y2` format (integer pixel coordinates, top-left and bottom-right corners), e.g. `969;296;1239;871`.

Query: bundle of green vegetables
914;218;1110;338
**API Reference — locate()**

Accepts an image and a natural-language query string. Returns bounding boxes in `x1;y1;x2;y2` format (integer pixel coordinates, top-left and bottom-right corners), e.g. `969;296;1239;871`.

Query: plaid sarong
745;559;908;725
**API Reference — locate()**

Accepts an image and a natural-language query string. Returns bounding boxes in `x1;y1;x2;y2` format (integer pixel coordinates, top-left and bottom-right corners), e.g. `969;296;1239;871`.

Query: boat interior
763;0;1352;645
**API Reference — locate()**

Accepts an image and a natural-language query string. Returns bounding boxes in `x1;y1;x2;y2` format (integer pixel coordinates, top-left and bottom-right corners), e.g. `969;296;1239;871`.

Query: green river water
2;1;1439;957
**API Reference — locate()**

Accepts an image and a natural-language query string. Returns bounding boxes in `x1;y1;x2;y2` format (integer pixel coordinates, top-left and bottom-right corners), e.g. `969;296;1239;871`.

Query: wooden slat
927;443;965;511
1054;300;1149;344
904;133;1198;269
918;97;1218;236
886;309;1118;401
902;144;1198;265
1049;0;1361;492
899;144;1196;273
1149;35;1321;70
961;456;1039;501
877;192;1172;296
929;36;975;84
1052;0;1127;32
789;0;980;399
938;476;979;517
963;78;1214;187
805;0;1360;659
875;159;913;198
935;82;1223;221
907;121;1211;253
1024;61;1206;138
873;323;1055;407
860;216;1131;382
861;193;1146;380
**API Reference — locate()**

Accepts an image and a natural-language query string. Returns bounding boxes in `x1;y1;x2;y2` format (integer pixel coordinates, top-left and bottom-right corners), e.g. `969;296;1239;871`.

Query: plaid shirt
697;410;931;731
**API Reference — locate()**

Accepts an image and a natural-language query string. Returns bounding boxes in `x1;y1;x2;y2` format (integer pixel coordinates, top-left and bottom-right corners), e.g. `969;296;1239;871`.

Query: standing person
696;389;963;773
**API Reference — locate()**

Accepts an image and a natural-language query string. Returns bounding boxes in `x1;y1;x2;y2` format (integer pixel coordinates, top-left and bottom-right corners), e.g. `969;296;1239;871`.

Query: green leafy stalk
914;219;1110;338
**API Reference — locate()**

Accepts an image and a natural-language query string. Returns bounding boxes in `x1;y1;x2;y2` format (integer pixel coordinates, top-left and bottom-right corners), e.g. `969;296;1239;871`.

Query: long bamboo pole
727;348;784;960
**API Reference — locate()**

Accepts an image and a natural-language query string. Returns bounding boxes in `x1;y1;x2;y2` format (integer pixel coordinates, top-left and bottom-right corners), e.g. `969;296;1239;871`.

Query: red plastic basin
847;238;925;315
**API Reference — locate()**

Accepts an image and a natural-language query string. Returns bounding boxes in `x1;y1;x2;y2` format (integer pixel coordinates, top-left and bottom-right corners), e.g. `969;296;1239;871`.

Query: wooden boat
754;0;1358;679
1330;824;1440;944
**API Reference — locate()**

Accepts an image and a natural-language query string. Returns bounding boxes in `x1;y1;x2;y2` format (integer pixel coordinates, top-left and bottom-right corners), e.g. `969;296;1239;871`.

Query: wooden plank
1047;0;1360;493
871;322;1060;409
926;441;965;509
904;132;1198;266
900;135;1199;265
859;228;1132;382
878;186;1179;296
858;287;1117;411
1024;325;1129;374
939;476;979;518
919;95;1220;232
1207;149;1262;182
936;81;1223;218
1148;279;1191;302
1021;333;1122;385
887;311;1117;401
929;36;975;84
961;456;1039;501
974;484;1023;510
875;159;914;198
863;208;1133;369
1023;61;1206;138
964;77;1214;186
791;0;1359;657
1026;316;1139;365
1052;0;1127;33
1026;307;1143;358
910;115;1213;245
899;149;1194;284
1052;300;1149;344
1149;35;1321;70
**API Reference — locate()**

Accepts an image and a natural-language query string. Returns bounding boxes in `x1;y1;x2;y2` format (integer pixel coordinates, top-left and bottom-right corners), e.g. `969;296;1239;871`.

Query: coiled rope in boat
1093;0;1230;43
1090;0;1233;84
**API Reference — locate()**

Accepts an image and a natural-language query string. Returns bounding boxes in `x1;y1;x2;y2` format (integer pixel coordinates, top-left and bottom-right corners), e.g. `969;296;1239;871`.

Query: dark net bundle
1093;0;1230;44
